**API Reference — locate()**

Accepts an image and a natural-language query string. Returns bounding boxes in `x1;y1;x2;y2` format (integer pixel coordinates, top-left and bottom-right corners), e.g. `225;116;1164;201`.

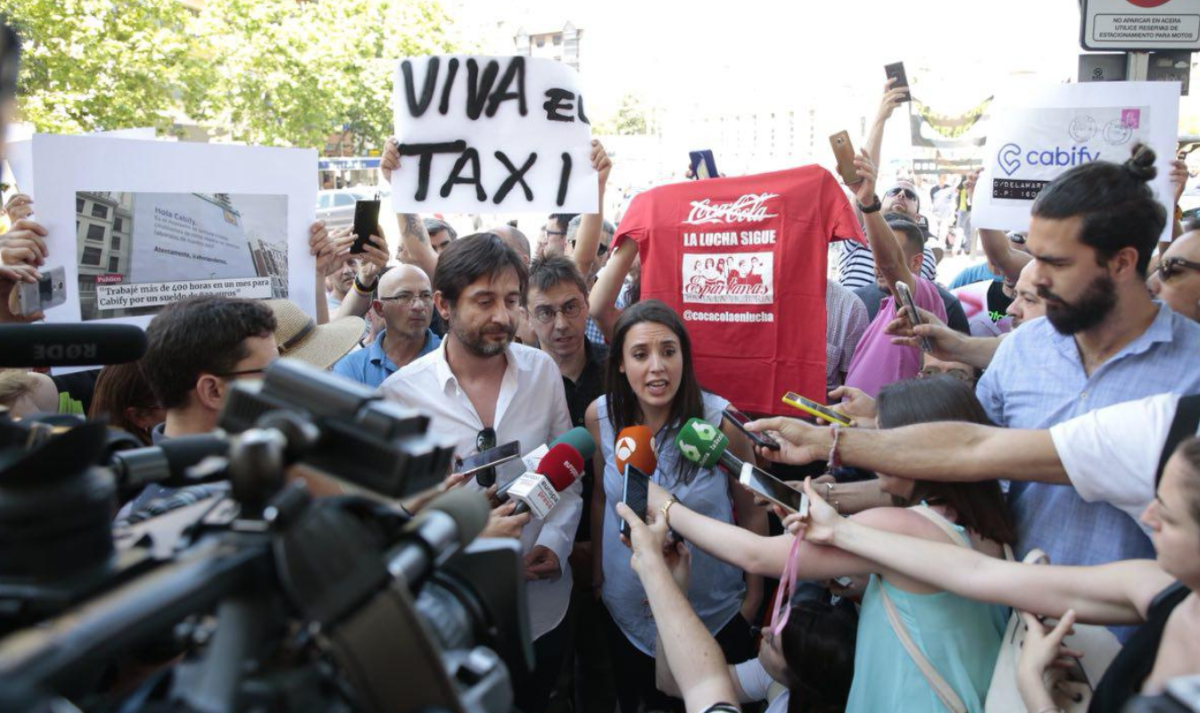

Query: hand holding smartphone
723;406;780;451
350;199;382;254
884;61;911;102
893;281;932;353
829;131;861;186
455;441;521;481
16;266;67;317
781;392;852;427
688;150;719;180
738;465;809;516
619;465;651;537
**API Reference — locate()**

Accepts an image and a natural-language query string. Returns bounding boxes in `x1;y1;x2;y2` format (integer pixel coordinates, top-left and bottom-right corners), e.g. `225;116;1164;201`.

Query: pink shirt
844;277;948;398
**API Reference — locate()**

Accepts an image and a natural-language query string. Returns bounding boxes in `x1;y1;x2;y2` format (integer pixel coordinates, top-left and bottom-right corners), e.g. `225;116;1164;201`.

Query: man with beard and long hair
974;143;1200;638
380;232;579;712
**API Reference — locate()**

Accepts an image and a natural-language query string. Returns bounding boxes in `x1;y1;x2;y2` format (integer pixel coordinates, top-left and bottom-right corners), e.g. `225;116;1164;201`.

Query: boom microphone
675;417;743;474
505;443;583;518
614;425;656;476
0;323;147;367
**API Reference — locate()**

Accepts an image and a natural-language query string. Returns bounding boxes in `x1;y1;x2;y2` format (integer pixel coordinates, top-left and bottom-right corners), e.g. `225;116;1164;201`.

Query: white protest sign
391;55;597;214
29;134;316;330
972;81;1179;243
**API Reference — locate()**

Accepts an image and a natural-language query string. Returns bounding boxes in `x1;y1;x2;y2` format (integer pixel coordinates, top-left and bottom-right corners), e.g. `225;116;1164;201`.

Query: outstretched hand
744;416;826;466
779;478;842;545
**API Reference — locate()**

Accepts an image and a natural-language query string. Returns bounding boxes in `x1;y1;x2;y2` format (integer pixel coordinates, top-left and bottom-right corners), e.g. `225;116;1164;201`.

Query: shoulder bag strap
1156;394;1200;487
878;584;969;713
910;505;973;549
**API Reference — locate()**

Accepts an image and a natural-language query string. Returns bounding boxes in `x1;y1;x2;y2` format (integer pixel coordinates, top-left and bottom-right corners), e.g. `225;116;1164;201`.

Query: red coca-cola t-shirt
612;166;864;414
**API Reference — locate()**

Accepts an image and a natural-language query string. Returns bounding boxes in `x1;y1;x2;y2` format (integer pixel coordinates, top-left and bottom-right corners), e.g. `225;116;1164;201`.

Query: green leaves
0;0;456;148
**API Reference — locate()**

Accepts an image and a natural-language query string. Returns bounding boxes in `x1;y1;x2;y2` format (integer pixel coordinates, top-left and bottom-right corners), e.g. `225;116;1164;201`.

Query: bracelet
353;275;378;295
823;481;841;515
660;496;679;527
858;195;882;214
828;424;843;469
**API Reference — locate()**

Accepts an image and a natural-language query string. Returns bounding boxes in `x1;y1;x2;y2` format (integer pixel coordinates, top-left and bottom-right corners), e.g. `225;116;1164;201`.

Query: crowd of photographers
0;19;1199;713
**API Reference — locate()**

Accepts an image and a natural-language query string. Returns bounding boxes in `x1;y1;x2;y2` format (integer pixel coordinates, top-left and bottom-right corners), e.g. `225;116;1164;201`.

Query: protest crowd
2;11;1200;713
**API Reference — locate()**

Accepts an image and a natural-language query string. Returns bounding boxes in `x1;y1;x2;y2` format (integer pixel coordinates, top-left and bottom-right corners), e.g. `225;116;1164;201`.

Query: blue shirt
948;262;1002;290
597;391;746;655
977;305;1200;570
332;328;440;388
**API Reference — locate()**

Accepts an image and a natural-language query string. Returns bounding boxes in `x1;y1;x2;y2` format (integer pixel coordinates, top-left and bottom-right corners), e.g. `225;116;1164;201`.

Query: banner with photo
28;134;316;329
391;55;598;214
909;97;991;149
972;82;1179;241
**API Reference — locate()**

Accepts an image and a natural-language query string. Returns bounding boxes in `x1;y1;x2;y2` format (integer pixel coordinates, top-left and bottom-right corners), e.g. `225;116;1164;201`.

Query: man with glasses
1149;229;1200;323
837;183;940;289
381;233;578;713
537;213;578;259
333;265;440;388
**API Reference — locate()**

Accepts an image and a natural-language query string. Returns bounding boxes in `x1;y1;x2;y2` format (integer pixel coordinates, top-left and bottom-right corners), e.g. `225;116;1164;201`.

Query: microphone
0;323;147;367
504;443;583;519
614;425;656;476
387;487;490;586
675;417;743;474
520;426;596;472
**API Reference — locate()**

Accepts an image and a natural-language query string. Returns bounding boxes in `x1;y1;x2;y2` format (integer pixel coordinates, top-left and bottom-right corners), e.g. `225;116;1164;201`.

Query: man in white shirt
380;232;578;712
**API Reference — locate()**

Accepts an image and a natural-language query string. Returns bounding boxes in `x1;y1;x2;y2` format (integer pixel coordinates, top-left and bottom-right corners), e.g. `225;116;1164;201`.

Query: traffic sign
1082;0;1200;50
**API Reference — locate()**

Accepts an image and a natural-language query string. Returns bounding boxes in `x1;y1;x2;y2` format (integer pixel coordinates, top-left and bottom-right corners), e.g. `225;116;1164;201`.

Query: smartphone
457;441;521;481
688;150;718;180
829;131;860;186
884;61;911;102
722;406;780;451
739;465;808;516
781;392;853;427
350;199;382;254
17;266;67;316
620;464;651;537
893;281;932;353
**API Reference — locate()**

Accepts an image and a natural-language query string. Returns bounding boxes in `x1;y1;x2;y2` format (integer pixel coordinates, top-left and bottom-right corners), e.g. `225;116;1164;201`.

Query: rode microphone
504;443;583;519
520;426;596;472
614;425;656;476
0;323;147;367
676;417;743;474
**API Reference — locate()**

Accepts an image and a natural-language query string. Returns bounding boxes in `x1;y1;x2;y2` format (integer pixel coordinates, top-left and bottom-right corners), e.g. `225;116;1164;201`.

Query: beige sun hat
265;299;364;371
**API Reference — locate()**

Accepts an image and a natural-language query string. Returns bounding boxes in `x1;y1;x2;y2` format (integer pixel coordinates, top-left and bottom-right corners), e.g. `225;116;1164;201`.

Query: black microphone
387;488;489;587
0;324;147;367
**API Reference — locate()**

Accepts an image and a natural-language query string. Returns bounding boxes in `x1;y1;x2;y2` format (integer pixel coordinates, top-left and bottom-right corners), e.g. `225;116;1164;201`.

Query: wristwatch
859;195;882;214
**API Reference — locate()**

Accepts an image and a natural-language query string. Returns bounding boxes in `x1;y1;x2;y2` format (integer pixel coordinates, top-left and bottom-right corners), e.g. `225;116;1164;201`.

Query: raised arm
746;416;1067;485
589;239;637;342
570;141;612;277
380;138;438;278
798;482;1171;625
334;234;390;321
864;79;906;167
852;151;914;293
978;228;1030;283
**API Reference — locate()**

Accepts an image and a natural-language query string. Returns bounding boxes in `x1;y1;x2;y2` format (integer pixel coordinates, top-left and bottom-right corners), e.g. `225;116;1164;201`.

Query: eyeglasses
532;300;584;323
568;240;609;257
885;187;918;201
919;367;975;383
541;227;566;238
214;367;268;379
379;291;434;305
1157;257;1200;282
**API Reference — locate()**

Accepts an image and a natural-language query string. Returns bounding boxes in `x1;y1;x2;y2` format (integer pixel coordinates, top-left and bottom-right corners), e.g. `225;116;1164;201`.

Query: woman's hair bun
1125;143;1157;182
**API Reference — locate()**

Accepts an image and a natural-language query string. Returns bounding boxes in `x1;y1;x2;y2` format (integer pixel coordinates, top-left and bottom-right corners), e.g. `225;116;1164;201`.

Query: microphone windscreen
537;443;584;491
675;418;729;469
0;323;147;368
551;426;596;461
614;425;656;475
422;488;490;547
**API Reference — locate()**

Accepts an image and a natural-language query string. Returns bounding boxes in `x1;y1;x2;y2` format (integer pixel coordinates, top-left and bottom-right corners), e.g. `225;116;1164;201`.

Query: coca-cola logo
684;193;779;225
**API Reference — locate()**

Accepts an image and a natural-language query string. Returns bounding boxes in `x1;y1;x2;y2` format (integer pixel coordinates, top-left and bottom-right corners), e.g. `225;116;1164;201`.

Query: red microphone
506;443;583;518
615;426;657;476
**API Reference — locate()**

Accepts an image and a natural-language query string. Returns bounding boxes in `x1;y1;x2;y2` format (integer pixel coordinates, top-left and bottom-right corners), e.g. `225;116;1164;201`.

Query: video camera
0;358;534;713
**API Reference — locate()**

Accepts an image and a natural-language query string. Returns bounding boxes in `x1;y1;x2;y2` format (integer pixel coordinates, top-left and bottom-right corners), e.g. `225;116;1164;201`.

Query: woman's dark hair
90;363;160;445
1175;436;1200;533
876;376;1016;545
1031;143;1165;277
433;232;528;307
605;300;704;485
780;598;857;713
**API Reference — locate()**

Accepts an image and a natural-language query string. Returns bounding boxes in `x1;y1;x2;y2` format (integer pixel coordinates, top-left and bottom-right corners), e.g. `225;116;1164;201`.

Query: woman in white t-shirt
652;539;857;713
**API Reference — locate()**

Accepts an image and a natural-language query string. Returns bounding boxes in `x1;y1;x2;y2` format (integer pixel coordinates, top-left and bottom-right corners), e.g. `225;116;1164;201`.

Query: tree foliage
0;0;457;149
595;93;650;136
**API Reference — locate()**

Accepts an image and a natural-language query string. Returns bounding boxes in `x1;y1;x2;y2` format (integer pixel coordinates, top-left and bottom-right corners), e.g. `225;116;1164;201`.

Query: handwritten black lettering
493;151;538;203
543;88;575;122
578;94;589;125
440;148;487;201
465;58;501;120
399;140;467;200
486;57;527;117
557;152;572;207
438;57;460;115
402;57;439;118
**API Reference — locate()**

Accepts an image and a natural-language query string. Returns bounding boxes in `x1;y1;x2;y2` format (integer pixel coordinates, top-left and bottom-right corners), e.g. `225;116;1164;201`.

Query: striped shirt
837;239;938;289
